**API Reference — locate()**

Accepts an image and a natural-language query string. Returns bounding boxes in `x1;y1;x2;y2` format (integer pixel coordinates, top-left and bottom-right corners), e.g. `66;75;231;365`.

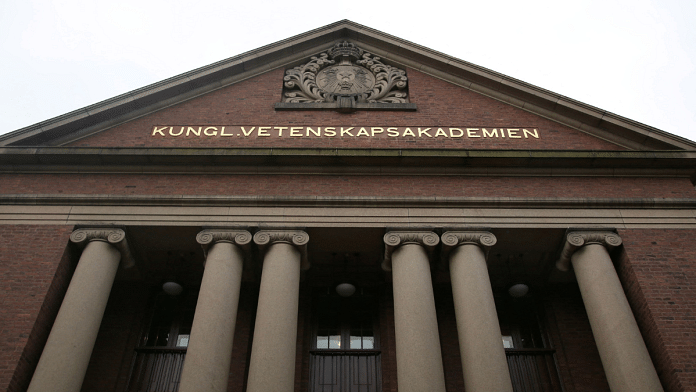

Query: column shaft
28;240;121;392
178;241;245;392
391;244;447;392
246;242;302;392
449;244;513;392
572;244;663;392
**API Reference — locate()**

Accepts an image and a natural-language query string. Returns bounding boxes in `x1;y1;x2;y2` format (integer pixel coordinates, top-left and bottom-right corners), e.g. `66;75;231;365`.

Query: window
127;291;197;392
310;292;381;392
497;297;564;392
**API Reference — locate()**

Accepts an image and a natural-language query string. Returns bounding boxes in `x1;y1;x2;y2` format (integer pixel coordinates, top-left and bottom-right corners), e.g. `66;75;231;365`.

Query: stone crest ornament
276;41;416;112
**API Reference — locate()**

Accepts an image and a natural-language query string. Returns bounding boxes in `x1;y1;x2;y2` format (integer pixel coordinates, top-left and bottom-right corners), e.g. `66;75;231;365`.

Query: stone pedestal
383;231;446;392
245;230;309;392
442;231;513;392
28;228;133;392
178;230;251;392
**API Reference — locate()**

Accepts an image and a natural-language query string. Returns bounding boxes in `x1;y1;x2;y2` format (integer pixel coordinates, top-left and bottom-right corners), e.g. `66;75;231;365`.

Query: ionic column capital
196;229;252;258
253;230;310;270
441;230;497;260
556;230;622;271
70;228;134;268
382;231;439;271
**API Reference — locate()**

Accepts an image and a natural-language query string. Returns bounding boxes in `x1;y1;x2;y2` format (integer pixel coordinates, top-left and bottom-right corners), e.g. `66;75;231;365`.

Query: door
310;294;381;392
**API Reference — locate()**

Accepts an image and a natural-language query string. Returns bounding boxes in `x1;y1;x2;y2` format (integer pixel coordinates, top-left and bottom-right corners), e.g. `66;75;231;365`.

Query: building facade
1;20;696;392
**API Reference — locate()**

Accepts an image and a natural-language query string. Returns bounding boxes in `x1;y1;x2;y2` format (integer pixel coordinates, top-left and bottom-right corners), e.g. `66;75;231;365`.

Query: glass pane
502;335;514;349
317;336;329;349
329;335;341;349
350;336;362;349
363;336;374;349
176;334;190;347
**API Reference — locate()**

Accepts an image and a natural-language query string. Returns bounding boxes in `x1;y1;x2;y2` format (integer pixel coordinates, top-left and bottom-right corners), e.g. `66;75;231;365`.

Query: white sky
1;0;695;143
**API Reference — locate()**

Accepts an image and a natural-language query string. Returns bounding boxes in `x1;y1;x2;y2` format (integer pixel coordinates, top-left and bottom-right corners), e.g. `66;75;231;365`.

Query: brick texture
67;68;623;151
617;229;696;392
0;225;74;392
2;173;694;199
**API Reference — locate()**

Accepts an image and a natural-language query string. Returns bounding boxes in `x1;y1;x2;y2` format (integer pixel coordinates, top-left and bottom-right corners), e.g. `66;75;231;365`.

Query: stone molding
253;230;310;270
556;230;622;271
441;230;497;260
196;229;252;259
69;228;135;268
382;231;439;271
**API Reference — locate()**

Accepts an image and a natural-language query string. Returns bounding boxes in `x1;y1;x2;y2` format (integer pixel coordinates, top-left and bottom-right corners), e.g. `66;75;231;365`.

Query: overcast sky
2;0;694;143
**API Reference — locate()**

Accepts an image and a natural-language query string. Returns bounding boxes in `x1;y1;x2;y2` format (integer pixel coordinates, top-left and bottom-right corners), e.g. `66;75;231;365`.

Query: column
441;231;513;392
557;230;664;392
383;231;446;392
246;230;309;392
178;229;251;392
28;228;134;392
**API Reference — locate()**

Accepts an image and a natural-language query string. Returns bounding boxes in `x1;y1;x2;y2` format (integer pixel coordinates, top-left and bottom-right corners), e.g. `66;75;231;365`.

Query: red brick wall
2;173;693;199
617;229;696;392
81;282;149;392
0;225;74;392
67;68;623;151
543;286;610;392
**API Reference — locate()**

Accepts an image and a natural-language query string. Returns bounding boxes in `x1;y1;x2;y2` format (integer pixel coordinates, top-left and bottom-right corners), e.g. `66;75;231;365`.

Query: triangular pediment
1;20;693;151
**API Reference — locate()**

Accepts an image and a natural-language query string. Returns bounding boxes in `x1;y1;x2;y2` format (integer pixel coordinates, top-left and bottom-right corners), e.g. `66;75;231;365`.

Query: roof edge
2;20;693;150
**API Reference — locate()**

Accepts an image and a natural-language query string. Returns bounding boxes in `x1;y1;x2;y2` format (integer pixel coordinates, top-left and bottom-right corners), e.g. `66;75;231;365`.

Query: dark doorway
310;292;382;392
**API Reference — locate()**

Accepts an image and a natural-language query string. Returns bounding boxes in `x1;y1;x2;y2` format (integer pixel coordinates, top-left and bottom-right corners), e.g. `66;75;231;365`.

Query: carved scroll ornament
556;230;622;271
253;230;310;270
282;41;409;106
70;228;135;268
382;231;439;271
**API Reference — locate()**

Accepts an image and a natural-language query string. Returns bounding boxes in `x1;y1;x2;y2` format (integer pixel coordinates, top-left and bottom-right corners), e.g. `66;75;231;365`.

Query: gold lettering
306;127;321;137
221;127;233;136
258;127;271;137
501;128;506;138
418;128;432;137
371;127;384;136
203;127;218;136
356;128;370;137
241;127;255;137
290;127;303;137
274;126;287;136
152;126;167;136
523;128;539;138
170;127;184;137
434;128;448;138
507;128;521;138
387;128;399;137
324;127;336;137
341;127;355;137
403;128;416;137
482;128;498;138
186;127;201;137
449;128;464;138
466;128;480;138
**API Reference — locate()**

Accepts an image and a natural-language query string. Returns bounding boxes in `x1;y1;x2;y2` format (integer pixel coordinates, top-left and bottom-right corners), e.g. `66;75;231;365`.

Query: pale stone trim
1;204;696;228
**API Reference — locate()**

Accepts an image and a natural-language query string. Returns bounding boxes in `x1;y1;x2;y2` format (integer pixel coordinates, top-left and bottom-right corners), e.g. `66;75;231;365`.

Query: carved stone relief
277;41;414;112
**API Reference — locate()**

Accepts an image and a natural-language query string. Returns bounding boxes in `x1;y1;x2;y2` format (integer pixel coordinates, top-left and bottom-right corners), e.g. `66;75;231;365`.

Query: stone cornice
2;147;696;173
196;229;252;259
556;229;623;271
382;231;439;271
441;230;497;260
253;230;310;270
69;228;135;268
2;194;695;209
